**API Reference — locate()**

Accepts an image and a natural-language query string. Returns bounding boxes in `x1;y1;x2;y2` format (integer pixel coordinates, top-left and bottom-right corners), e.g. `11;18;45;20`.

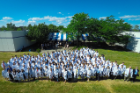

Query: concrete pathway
41;46;74;54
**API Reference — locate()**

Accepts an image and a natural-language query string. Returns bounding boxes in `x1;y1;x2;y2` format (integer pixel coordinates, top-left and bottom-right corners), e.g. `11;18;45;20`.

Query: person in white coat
119;65;125;78
44;66;49;79
12;69;20;81
68;68;72;81
63;68;67;84
105;66;110;78
87;67;91;82
80;66;87;79
54;67;59;82
113;65;120;79
2;68;7;80
20;69;25;81
91;65;96;79
48;68;54;81
35;67;40;79
124;66;133;81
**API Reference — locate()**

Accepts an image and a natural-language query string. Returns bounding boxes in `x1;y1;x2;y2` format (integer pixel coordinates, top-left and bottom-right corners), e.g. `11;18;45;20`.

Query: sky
0;0;140;28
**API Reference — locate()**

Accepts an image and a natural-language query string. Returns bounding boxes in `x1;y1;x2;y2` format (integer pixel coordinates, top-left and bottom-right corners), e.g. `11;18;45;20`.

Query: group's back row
1;48;139;83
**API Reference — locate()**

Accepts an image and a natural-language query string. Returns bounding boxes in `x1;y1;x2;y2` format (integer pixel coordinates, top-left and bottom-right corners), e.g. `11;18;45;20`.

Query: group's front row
2;64;139;83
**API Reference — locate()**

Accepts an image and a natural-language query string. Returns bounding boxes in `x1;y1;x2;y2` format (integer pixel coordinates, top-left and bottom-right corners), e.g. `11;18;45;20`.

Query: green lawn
0;49;140;93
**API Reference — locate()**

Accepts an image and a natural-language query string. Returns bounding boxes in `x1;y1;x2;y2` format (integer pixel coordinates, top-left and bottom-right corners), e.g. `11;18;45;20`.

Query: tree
63;12;89;46
17;28;22;31
48;24;58;32
96;15;132;46
27;24;32;30
26;23;49;43
57;25;64;31
0;26;6;31
6;23;16;31
133;25;139;31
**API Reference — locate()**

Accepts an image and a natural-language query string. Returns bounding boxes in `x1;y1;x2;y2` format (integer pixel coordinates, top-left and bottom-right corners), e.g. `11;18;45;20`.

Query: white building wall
0;31;15;51
122;31;140;53
0;31;35;51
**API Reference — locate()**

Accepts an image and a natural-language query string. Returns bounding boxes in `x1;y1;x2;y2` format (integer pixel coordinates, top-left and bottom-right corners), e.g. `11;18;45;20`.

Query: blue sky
0;0;140;28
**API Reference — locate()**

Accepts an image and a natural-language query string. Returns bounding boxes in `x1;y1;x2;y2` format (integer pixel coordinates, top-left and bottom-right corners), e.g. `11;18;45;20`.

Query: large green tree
63;12;89;45
97;15;132;45
26;23;49;43
57;25;64;31
48;24;58;32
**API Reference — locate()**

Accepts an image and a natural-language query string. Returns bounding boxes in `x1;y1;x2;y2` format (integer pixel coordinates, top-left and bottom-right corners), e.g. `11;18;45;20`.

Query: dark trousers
96;73;100;81
133;75;137;82
110;72;113;79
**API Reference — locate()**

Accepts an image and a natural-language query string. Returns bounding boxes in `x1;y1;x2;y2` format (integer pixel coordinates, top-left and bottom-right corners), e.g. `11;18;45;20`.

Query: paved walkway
41;46;74;53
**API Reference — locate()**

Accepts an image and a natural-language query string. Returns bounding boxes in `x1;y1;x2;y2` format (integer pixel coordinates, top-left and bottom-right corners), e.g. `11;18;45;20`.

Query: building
0;31;35;51
123;31;140;53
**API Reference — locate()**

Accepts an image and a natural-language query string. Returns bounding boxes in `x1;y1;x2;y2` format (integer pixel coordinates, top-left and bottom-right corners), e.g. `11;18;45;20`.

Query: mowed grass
0;49;140;93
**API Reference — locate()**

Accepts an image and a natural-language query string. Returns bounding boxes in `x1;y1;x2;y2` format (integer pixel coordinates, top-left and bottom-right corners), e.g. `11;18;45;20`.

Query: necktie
129;69;130;74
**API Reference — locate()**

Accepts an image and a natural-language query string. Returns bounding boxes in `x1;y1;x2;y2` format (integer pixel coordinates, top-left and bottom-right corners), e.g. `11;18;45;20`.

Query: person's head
107;66;110;69
121;65;123;68
129;66;131;69
122;62;124;65
136;67;138;69
8;69;10;73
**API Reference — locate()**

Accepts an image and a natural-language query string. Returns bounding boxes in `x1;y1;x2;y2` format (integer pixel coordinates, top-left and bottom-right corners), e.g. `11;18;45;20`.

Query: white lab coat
68;70;72;78
63;71;67;80
124;68;133;78
87;69;91;78
54;69;58;78
48;70;54;79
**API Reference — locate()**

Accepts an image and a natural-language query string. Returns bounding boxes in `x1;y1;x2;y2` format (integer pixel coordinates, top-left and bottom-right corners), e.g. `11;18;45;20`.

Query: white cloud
128;18;140;21
3;17;12;20
119;15;140;19
58;12;61;14
99;17;107;20
28;20;36;24
28;15;73;25
28;17;43;21
11;20;25;24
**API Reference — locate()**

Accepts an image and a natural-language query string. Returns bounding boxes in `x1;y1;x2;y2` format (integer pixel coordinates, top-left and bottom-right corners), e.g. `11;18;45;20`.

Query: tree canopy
26;23;50;43
63;13;132;46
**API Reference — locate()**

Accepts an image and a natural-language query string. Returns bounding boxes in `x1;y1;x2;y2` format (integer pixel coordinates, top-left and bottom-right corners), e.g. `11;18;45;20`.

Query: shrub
36;48;41;53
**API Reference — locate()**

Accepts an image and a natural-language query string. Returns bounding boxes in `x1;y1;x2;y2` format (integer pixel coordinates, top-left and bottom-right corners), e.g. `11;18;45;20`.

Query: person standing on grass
113;65;120;80
63;68;67;84
68;68;72;81
119;65;125;79
87;67;91;82
48;68;54;81
54;67;59;82
124;66;133;81
96;66;100;81
133;67;139;82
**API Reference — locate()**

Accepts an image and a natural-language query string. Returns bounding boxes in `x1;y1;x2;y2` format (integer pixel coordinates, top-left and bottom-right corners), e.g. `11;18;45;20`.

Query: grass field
0;49;140;93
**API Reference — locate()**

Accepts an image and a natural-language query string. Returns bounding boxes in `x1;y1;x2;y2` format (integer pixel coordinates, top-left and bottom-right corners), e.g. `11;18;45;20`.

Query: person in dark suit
96;66;100;81
133;67;139;82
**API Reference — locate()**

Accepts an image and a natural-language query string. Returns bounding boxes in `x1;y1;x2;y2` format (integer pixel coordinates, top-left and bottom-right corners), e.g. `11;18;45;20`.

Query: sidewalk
41;46;74;54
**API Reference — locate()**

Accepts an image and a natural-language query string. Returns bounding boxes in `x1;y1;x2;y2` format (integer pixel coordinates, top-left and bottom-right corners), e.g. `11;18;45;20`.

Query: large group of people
1;47;139;83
